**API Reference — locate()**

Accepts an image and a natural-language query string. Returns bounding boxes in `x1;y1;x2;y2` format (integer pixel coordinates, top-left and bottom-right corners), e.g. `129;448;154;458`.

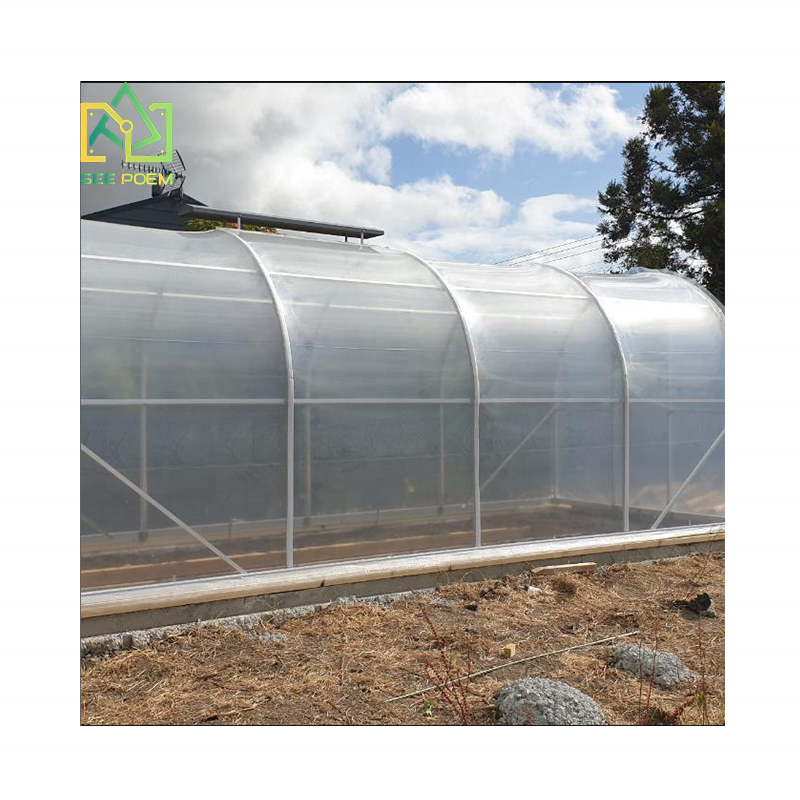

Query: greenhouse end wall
80;220;724;591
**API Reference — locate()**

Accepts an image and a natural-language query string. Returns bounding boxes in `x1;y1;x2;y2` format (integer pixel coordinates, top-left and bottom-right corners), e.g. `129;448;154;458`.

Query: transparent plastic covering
81;221;724;590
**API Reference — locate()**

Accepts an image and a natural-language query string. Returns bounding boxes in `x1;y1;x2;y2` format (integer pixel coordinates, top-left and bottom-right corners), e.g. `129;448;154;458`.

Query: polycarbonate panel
81;222;286;400
480;401;624;544
81;452;241;590
81;221;725;594
433;261;623;400
81;219;256;270
480;403;554;503
292;403;474;565
81;404;287;584
480;403;554;545
240;234;472;399
554;401;625;528
583;271;725;400
237;233;440;286
629;401;724;528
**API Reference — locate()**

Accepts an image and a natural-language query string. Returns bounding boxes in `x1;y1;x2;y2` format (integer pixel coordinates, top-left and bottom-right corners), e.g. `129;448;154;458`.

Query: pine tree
597;83;724;303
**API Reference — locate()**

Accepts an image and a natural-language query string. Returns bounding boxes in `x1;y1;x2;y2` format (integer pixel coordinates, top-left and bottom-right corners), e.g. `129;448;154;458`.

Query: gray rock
495;677;605;725
611;643;697;689
686;593;717;618
335;595;359;607
433;597;456;609
525;585;542;595
256;632;288;644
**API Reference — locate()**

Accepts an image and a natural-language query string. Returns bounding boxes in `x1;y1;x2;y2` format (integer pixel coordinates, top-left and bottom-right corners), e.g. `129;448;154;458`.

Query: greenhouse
80;218;725;593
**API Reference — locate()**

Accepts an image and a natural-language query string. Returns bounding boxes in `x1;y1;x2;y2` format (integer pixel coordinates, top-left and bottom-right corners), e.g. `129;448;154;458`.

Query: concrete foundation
81;526;723;637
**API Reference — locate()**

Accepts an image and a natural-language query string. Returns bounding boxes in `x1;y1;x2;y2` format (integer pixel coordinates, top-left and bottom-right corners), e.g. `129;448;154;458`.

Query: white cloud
380;83;640;159
83;82;634;263
395;193;598;262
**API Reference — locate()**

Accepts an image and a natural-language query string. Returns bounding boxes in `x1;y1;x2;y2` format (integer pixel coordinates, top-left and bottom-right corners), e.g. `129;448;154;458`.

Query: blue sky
81;82;652;268
389;83;650;205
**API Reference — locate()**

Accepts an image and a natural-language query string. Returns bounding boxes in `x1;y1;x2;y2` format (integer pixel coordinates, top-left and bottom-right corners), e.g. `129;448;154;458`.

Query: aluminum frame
81;443;247;575
81;222;724;590
224;229;297;568
548;266;632;531
406;252;484;547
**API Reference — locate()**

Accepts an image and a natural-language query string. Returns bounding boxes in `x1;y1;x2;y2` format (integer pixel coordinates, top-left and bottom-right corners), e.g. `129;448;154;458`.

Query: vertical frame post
438;401;446;512
138;351;149;539
304;405;312;522
553;406;560;500
667;408;673;505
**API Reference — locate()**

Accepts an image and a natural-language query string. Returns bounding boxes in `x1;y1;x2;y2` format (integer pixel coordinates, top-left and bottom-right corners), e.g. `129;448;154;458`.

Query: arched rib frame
532;262;632;531
225;230;297;568
406;252;483;547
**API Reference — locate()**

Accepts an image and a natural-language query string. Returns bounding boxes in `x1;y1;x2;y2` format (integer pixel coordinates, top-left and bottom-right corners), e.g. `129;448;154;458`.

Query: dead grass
81;552;724;725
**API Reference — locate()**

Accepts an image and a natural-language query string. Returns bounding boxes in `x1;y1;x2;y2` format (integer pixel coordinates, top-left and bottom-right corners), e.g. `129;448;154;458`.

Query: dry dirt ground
81;552;724;725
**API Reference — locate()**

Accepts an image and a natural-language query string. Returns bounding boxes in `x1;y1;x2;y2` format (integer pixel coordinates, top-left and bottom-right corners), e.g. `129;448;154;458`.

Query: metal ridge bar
650;428;725;530
268;271;435;290
80;444;246;575
457;286;588;300
482;397;619;404
406;252;483;548
180;203;384;240
225;230;297;568
81;253;257;274
81;286;274;305
81;397;628;407
295;397;471;405
630;398;724;404
81;398;285;406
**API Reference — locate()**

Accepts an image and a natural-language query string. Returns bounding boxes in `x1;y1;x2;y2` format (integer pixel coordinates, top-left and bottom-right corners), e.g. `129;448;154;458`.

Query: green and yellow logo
81;82;172;164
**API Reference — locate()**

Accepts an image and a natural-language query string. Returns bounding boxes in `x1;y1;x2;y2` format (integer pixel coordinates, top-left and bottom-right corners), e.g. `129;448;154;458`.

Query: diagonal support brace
650;428;725;530
81;444;247;575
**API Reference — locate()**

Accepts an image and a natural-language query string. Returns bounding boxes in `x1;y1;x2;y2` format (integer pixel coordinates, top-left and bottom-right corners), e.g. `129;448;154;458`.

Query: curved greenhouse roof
80;220;724;591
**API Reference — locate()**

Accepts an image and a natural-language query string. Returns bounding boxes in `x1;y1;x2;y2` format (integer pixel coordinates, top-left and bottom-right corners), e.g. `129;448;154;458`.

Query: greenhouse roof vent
178;202;384;241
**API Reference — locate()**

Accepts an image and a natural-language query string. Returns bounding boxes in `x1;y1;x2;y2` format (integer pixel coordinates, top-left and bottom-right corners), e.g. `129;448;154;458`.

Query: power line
494;233;601;265
540;245;607;263
505;245;610;268
533;237;608;260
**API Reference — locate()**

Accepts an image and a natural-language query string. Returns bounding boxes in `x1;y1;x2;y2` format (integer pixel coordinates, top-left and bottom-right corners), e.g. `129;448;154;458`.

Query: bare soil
81;552;724;725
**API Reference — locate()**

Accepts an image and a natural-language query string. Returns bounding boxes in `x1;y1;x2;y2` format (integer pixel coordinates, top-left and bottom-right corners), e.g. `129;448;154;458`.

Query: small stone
611;643;697;689
336;595;358;607
257;632;288;644
525;585;542;595
433;597;456;609
464;602;479;611
501;643;517;658
496;677;605;725
687;593;717;618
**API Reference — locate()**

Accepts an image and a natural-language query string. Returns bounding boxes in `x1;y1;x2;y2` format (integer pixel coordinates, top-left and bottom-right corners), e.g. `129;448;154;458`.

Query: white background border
0;0;796;793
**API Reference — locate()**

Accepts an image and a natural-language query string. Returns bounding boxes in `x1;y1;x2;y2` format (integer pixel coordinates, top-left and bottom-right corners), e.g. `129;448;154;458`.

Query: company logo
81;82;172;164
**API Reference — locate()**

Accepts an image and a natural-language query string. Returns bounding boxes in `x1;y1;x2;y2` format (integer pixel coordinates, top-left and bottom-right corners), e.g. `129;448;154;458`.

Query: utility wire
505;245;608;268
494;233;601;265
519;236;606;261
540;245;607;263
